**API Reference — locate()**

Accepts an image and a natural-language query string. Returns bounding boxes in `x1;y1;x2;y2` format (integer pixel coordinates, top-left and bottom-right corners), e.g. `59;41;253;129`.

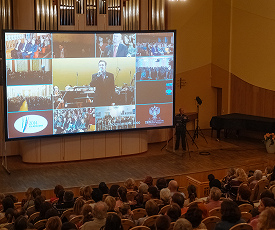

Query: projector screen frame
2;29;176;141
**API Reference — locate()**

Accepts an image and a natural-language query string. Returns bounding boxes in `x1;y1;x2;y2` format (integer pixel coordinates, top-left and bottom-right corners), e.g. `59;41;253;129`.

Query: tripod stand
193;104;208;144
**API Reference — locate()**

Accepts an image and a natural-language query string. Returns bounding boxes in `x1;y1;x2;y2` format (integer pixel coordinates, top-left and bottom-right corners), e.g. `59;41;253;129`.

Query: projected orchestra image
5;33;52;60
4;31;175;139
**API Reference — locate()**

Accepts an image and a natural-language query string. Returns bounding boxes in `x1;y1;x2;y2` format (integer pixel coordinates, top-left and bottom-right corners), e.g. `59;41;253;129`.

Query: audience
136;199;159;225
103;213;123;230
185;204;206;229
172;192;187;215
173;218;193;230
160;188;171;207
155;215;171;230
235;184;253;206
46;216;62;230
205;187;222;211
249;170;263;190
82;204;93;225
167;203;181;222
257;207;275;230
124;178;136;192
104;196;116;212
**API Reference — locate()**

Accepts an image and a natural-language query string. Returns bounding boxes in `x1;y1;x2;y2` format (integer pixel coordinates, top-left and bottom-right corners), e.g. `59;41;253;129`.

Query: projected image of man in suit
103;33;128;57
90;60;115;106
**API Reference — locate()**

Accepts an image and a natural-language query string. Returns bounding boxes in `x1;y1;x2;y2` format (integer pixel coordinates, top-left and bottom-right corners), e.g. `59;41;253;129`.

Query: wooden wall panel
80;135;94;159
106;132;121;157
64;136;81;161
121;131;140;155
231;74;275;118
40;138;62;162
93;133;106;158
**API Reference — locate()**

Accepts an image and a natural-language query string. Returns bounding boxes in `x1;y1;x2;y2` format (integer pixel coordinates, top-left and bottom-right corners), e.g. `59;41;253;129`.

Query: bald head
168;180;178;192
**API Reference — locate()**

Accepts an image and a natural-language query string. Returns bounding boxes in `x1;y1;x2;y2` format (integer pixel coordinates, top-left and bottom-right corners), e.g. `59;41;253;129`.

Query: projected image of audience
52;34;95;58
5;33;52;59
136;56;173;81
136;32;174;57
95;33;136;58
6;59;52;85
95;105;135;131
7;85;52;112
54;107;95;134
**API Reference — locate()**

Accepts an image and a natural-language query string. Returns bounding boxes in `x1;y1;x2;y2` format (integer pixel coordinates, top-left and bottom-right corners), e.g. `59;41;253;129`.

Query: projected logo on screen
145;106;164;126
14;115;48;134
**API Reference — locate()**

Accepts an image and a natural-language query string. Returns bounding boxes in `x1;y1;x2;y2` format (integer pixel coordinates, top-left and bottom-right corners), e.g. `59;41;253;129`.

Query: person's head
172;192;185;208
92;188;103;202
235;168;248;182
82;204;93;222
258;197;275;213
119;203;131;216
143;176;153;187
134;192;144;207
57;190;65;203
156;178;167;190
32;187;42;199
173;218;193;230
166;203;181;222
98;60;107;73
124;178;135;190
221;200;241;223
260;189;274;200
208;174;215;182
168;180;178;192
40;202;53;219
2;197;14;212
83;186;92;200
185;205;203;228
238;184;251;201
155;215;171;230
73;198;85;215
228;168;236;177
14;216;28;230
160;188;171;204
265;166;273;175
104;195;116;211
45;208;59;219
148;186;159;199
258;207;275;230
187;184;197;202
99;182;109;195
93;201;108;220
117;186;128;203
34;195;45;211
109;184;120;198
179;108;184;115
5;208;14;223
54;185;64;198
145;200;159;216
25;187;34;200
104;213;123;230
61;222;77;230
46;216;62;230
138;182;149;194
64;191;74;202
210;187;222;201
113;33;123;46
254;170;263;180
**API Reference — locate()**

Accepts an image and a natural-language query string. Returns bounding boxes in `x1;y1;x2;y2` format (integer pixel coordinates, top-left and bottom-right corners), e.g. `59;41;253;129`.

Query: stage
0;130;274;197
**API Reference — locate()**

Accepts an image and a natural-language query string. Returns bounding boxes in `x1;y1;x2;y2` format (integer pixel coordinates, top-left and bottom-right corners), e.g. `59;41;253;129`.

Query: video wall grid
3;31;175;140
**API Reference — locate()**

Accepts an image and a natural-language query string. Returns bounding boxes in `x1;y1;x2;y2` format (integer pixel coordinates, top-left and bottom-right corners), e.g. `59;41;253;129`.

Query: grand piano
210;113;275;138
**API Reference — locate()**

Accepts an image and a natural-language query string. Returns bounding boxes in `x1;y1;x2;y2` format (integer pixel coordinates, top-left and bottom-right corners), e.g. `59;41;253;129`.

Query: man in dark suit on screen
90;60;115;107
103;33;128;57
175;108;189;150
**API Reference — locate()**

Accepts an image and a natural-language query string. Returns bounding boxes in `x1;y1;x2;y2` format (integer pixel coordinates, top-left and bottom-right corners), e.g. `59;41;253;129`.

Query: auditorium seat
229;223;253;230
28;212;40;223
0;216;7;224
69;215;83;225
158;205;170;215
250;179;269;201
142;215;160;228
238;204;253;213
130;226;150;230
60;208;74;221
121;219;136;230
209;207;222;219
168;222;175;230
34;219;47;230
202;216;220;230
241;212;252;223
132;208;147;221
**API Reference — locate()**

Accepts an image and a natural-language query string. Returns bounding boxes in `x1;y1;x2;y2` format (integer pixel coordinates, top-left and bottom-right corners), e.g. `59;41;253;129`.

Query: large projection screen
3;31;175;140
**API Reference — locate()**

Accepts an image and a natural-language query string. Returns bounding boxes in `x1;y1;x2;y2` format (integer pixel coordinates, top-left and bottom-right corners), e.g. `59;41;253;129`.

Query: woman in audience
143;176;154;187
70;198;85;219
131;192;145;210
160;188;171;207
167;203;181;222
115;186;128;211
124;178;136;192
185;204;206;229
257;207;275;230
156;215;171;230
81;204;93;225
173;218;193;230
103;213;123;230
235;184;254;206
215;200;245;230
136;199;159;225
184;184;199;206
22;187;34;209
50;185;64;203
230;168;248;186
249;170;263;190
138;183;149;195
250;197;275;230
205;187;222;211
109;185;120;199
83;186;92;201
46;216;62;230
99;182;109;195
119;203;133;220
104;196;116;212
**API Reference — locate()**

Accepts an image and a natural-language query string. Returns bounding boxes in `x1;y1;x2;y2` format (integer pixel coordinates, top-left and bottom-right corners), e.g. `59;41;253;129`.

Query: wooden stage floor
1;130;275;194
